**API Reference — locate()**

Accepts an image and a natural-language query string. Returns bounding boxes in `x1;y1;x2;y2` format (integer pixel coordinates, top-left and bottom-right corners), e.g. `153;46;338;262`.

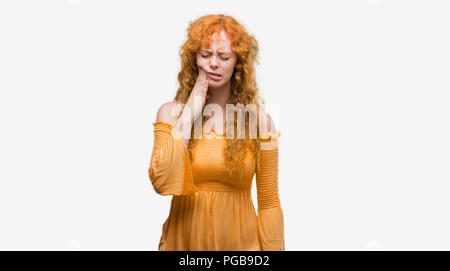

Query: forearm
175;110;194;147
149;121;199;196
174;94;203;147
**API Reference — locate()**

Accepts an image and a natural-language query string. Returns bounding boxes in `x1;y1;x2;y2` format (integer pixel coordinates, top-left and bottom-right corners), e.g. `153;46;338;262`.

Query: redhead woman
148;14;284;251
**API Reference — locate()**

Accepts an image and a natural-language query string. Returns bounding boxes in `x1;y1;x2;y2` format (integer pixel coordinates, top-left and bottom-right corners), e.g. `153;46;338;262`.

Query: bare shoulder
258;109;277;134
156;101;182;124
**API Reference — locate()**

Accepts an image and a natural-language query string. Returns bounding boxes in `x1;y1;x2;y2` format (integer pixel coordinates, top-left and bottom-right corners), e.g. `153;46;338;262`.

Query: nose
209;55;218;69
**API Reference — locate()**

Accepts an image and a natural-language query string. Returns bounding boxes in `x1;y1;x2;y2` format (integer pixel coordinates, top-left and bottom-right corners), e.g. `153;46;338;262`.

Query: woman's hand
175;68;209;146
190;68;210;122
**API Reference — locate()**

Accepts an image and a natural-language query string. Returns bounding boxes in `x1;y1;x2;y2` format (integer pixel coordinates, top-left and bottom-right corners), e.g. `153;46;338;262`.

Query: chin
208;78;228;86
207;79;220;85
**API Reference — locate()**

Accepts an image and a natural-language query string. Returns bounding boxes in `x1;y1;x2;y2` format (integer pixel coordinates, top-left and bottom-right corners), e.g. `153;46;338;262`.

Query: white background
0;0;449;250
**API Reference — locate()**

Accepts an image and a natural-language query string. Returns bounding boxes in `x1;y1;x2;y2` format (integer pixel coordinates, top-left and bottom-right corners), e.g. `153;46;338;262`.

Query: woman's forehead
200;47;232;54
202;31;232;48
201;41;232;52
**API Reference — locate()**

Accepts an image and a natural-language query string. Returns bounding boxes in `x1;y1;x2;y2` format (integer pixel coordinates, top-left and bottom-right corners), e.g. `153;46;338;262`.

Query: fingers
199;68;208;88
196;68;205;83
203;72;208;86
194;68;208;96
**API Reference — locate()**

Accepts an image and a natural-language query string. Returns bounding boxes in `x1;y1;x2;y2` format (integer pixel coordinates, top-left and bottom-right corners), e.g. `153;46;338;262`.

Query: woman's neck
205;81;232;110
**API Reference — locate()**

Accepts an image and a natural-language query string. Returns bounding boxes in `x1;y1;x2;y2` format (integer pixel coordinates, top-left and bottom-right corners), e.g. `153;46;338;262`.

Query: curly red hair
174;14;267;182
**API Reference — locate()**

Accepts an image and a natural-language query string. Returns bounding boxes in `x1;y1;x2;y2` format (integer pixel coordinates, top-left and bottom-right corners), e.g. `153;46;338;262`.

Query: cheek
225;63;236;76
196;56;204;67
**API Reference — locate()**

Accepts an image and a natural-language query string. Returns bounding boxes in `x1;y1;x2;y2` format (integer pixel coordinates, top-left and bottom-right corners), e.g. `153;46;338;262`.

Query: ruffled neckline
193;127;226;139
194;126;281;140
201;127;226;135
153;121;280;140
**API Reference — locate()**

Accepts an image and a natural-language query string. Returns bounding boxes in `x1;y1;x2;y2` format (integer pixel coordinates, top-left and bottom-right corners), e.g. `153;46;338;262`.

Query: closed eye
201;54;230;61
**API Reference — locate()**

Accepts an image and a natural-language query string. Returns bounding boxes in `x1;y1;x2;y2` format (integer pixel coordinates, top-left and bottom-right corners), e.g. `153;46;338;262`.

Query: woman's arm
148;69;208;195
148;102;199;196
255;111;285;251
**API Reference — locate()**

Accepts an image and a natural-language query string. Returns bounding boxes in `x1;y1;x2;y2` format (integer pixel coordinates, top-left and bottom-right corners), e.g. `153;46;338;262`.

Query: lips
207;72;222;81
208;72;221;77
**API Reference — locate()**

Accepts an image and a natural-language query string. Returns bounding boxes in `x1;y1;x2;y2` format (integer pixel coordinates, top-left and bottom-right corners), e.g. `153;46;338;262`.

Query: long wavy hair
174;14;266;182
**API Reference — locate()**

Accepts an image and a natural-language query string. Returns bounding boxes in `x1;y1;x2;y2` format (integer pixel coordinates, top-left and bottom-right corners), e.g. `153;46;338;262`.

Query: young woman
148;14;284;251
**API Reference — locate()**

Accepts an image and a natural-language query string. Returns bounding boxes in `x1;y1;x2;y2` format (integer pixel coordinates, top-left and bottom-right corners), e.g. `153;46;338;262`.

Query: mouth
207;72;222;81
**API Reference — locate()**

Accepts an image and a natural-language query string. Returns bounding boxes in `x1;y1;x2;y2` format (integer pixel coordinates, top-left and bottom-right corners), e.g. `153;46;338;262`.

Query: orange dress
148;121;285;251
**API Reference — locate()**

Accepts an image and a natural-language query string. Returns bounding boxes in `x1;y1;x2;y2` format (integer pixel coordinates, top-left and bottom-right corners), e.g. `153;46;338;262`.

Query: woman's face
196;30;237;88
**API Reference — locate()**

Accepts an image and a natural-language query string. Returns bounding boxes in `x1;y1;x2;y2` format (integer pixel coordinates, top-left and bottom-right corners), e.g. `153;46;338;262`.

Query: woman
148;14;284;251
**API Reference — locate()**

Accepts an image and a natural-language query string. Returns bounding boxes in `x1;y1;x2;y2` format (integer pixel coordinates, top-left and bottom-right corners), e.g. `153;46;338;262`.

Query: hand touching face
196;30;237;89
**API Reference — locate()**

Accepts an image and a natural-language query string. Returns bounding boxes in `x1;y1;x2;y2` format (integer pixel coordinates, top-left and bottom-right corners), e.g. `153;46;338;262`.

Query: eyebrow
201;49;233;54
